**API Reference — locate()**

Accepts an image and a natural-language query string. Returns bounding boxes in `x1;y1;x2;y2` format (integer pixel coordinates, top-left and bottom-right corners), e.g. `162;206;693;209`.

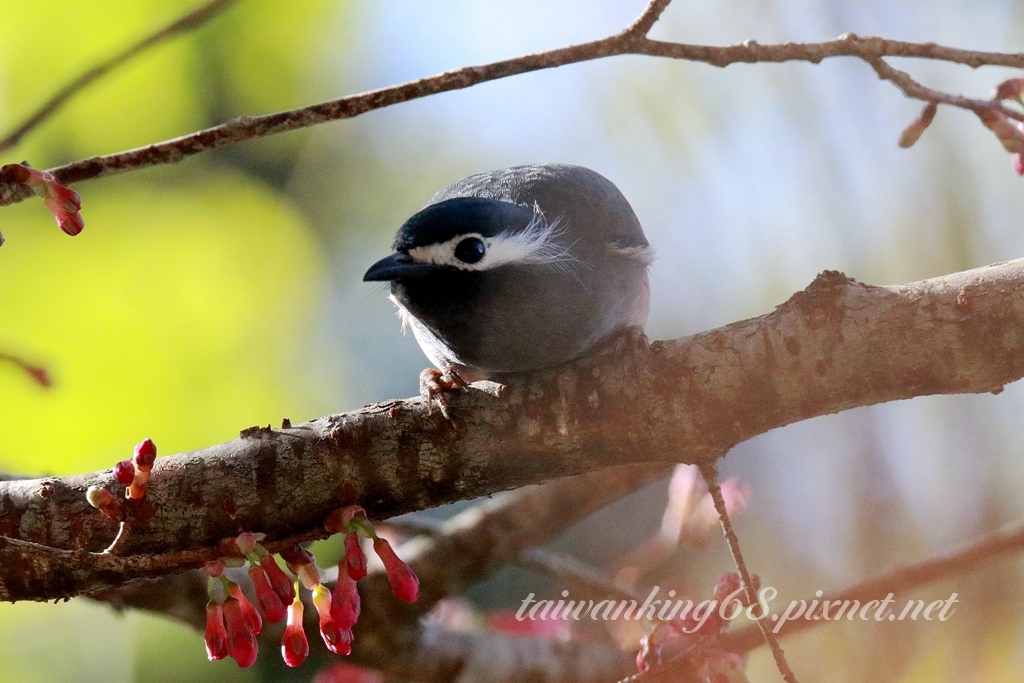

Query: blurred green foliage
0;1;344;680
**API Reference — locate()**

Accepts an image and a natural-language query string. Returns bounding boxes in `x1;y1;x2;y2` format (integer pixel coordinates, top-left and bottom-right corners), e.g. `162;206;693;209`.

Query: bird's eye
454;236;486;264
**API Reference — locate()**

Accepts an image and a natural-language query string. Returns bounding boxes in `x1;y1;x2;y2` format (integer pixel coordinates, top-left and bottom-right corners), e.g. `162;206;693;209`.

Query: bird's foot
593;325;649;356
419;367;468;420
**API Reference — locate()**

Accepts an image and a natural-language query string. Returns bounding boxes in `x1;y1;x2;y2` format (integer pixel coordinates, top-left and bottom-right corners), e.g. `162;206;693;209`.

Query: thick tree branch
3;4;1024;206
2;259;1022;601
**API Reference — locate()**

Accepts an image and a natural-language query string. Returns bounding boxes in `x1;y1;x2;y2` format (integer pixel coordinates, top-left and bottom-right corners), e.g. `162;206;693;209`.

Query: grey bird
364;163;652;416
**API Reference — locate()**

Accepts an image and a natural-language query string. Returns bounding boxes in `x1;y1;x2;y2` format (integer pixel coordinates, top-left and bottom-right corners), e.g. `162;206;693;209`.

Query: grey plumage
365;163;652;383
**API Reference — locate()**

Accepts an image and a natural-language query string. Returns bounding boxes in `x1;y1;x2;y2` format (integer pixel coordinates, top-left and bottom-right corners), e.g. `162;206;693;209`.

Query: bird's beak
363;252;437;281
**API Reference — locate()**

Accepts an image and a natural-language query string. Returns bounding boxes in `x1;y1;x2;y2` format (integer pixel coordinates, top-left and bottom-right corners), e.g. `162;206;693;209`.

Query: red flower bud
204;602;228;661
250;564;287;623
133;438;157;469
331;571;361;632
281;594;309;668
344;533;367;581
261;554;296;604
222;597;259;668
229;583;263;636
372;538;419;603
313;585;352;655
113;460;135;486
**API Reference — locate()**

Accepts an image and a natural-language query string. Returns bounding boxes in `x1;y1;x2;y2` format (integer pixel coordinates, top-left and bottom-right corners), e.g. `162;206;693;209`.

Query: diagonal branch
4;6;1024;206
0;0;237;154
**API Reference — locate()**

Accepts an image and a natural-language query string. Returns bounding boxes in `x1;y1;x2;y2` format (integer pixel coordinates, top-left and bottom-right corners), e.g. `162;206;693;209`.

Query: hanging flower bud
204;601;228;661
331;571;361;632
261;554;296;605
281;591;309;668
250;563;288;623
222;597;259;668
313;584;352;655
0;163;85;237
372;538;419;603
977;107;1024;153
344;532;368;581
897;102;938;148
229;582;262;636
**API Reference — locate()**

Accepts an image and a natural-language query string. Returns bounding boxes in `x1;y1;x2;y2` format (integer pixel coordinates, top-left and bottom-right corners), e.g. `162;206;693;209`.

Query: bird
364;163;652;416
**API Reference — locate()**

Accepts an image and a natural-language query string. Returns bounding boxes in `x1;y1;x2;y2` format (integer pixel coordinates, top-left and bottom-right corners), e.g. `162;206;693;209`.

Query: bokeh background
1;0;1023;681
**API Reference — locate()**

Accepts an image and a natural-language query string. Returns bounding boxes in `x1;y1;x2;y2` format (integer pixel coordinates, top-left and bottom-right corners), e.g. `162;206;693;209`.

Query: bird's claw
419;367;467;421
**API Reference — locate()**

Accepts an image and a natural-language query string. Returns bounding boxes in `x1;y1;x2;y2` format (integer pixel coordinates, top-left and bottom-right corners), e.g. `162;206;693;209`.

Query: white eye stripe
407;212;571;271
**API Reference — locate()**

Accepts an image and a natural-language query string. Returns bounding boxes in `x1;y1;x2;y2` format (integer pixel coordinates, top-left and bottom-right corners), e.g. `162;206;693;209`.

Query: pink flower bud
44;182;81;212
345;533;367;580
113;460;135;486
281;595;309;668
222;597;259;668
261;554;296;604
897;102;937;148
50;204;85;236
372;538;419;603
994;77;1024;103
331;571;361;632
977;107;1024;153
250;564;287;623
313;584;352;655
204;602;228;661
229;582;263;636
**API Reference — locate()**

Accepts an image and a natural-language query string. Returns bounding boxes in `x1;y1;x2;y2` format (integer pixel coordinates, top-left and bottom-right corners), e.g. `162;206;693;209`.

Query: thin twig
624;0;674;38
700;462;799;683
0;0;237;153
867;57;1021;119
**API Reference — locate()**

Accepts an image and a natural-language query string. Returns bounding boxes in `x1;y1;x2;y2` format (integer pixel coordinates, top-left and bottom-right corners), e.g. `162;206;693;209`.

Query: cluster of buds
86;437;158;520
0;162;84;239
203;509;418;669
324;505;420;604
113;437;157;500
204;534;297;668
634;572;757;681
202;559;260;668
280;545;353;659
